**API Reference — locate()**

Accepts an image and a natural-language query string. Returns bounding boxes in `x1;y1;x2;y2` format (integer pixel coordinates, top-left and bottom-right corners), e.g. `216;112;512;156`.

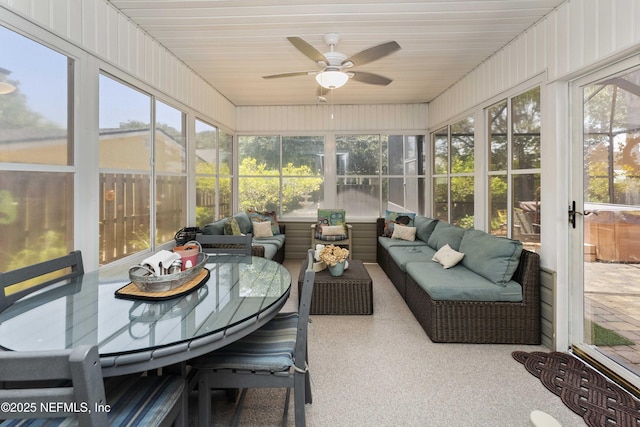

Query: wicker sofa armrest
251;245;266;258
376;218;385;236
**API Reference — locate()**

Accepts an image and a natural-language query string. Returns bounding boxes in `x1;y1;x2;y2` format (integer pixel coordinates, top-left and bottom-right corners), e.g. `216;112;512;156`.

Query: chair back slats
196;233;253;256
0;345;108;425
0;250;84;312
294;249;316;371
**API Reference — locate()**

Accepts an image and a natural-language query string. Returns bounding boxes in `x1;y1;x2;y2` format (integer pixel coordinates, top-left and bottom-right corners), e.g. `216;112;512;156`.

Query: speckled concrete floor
189;259;586;427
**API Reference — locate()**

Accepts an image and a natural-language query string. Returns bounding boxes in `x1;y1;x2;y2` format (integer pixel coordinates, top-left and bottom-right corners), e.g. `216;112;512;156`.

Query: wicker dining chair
191;249;316;427
0;345;187;427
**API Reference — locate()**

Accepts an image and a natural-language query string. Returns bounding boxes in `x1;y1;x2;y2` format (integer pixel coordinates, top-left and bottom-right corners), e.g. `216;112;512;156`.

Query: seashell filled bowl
128;252;209;293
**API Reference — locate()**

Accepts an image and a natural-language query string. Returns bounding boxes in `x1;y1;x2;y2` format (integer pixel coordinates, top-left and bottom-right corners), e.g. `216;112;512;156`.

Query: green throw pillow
224;217;242;236
317;209;346;228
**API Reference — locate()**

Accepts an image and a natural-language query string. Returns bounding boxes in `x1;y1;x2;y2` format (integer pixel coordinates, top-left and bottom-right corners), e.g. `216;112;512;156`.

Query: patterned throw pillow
383;210;416;237
223;217;242;236
247;209;280;235
316;209;346;239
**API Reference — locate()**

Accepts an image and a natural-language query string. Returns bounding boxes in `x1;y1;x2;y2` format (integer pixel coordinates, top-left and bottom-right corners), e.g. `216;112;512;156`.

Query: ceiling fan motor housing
319;51;348;68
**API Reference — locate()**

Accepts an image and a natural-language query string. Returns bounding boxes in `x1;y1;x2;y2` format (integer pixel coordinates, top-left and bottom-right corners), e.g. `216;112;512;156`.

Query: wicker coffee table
297;259;373;315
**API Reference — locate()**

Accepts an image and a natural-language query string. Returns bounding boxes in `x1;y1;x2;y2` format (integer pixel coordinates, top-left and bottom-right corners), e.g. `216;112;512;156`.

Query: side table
297;259;373;315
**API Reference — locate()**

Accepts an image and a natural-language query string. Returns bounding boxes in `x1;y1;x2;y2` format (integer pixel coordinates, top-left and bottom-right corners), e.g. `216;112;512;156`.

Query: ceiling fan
263;33;401;90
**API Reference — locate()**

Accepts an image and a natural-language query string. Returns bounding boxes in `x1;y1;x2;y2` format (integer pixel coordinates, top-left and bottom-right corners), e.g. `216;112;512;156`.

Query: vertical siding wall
236;104;428;132
0;0;236;129
429;0;640;126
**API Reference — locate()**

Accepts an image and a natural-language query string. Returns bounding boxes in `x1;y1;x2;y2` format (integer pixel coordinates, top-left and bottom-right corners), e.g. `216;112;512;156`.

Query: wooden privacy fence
0;172;73;272
100;173;150;264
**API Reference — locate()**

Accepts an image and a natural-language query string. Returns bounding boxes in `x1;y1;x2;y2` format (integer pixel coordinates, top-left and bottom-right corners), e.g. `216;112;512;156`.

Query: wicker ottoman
298;259;373;315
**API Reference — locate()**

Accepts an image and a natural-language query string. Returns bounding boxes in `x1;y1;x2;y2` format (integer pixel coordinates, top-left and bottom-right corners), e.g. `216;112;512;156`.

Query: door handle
568;201;582;229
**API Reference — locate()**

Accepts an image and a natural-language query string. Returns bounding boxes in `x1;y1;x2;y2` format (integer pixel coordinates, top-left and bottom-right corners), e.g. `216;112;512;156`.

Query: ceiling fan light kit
263;33;400;93
316;69;349;89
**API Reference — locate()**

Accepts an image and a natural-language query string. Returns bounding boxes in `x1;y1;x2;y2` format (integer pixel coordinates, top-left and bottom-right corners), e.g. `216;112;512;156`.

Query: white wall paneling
236;103;428;133
430;0;640;128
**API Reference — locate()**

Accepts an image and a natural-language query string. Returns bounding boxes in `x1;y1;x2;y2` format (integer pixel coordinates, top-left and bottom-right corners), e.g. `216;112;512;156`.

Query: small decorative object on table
128;247;209;293
317;244;349;277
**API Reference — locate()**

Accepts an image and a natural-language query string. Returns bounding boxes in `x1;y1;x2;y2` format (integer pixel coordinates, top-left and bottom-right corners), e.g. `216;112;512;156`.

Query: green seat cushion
427;221;465;251
458;229;523;286
388;245;436;271
405;261;523;302
378;236;428;251
253;242;278;260
253;234;285;250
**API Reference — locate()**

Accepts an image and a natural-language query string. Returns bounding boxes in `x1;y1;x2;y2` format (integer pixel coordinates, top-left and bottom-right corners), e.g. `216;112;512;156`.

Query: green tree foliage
238;158;322;212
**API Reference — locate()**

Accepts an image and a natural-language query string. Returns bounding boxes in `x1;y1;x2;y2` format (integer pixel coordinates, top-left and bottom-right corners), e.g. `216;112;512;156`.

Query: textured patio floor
585;262;640;373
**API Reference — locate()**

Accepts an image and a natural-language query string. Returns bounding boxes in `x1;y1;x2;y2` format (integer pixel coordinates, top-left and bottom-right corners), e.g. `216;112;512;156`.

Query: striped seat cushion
315;231;348;241
0;418;74;426
192;312;299;372
105;374;184;426
0;375;184;427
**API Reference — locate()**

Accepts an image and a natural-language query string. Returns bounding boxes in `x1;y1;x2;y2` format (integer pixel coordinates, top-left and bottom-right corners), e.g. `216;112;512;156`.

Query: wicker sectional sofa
202;211;285;263
376;216;541;344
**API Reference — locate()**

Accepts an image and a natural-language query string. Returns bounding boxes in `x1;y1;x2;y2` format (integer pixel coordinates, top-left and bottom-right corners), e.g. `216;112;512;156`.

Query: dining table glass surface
0;255;291;358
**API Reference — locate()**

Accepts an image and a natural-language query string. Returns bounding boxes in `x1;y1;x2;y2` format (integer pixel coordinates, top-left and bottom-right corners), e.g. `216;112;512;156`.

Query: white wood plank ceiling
107;0;566;106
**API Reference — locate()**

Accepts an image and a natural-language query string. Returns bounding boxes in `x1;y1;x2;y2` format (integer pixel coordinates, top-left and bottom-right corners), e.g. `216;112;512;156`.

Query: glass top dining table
0;255;291;377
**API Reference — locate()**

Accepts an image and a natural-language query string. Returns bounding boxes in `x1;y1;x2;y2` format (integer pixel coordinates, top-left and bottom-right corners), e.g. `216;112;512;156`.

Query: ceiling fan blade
287;37;328;64
343;41;401;67
350;71;393;86
262;71;311;79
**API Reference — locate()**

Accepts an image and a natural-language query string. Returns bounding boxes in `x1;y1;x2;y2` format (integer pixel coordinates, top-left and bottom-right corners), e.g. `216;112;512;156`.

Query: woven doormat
512;351;640;427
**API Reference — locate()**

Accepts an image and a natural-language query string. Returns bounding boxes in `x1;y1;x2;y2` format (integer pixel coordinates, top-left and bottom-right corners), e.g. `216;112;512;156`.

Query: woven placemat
115;268;210;301
512;350;640;426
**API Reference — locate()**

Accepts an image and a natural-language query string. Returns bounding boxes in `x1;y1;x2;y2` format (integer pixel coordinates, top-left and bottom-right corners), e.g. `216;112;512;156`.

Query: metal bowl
128;253;209;293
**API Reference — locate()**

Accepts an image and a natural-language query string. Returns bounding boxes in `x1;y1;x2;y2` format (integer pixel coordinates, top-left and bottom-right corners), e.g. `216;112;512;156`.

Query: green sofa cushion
427;221;465;251
253;234;286;250
378;236;428;251
202;218;226;235
414;215;438;243
458;229;523;286
233;211;253;234
405;261;523;302
389;245;436;271
252;242;278;260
